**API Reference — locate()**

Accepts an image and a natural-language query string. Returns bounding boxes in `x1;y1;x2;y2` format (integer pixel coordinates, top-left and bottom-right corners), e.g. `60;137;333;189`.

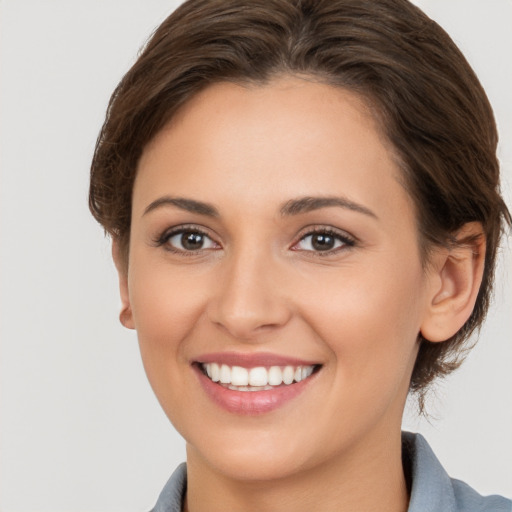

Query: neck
184;428;409;512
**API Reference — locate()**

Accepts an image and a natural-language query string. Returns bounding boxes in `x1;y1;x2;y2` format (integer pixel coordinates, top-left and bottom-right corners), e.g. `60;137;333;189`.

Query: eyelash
153;224;218;257
292;227;356;257
153;225;356;257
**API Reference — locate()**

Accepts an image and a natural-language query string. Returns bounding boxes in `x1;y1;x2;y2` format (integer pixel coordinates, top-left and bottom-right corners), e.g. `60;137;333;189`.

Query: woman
89;0;511;510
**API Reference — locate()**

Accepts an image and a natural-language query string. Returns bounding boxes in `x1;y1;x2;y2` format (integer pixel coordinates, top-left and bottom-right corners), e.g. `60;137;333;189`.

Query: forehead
149;77;390;166
134;76;414;232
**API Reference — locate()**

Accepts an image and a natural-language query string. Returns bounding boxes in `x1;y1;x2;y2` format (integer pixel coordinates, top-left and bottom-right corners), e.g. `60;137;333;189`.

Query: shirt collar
403;431;457;512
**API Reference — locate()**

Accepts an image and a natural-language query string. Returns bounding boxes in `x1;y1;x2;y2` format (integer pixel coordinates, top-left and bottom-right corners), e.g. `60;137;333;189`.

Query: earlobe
420;222;485;343
112;239;135;330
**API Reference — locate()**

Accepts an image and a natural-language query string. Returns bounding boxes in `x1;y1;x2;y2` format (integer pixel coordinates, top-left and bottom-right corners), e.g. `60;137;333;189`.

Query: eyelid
291;225;356;254
153;224;221;253
152;223;356;256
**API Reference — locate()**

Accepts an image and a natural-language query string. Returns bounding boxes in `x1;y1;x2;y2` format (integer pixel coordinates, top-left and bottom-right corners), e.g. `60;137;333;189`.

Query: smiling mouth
198;362;321;392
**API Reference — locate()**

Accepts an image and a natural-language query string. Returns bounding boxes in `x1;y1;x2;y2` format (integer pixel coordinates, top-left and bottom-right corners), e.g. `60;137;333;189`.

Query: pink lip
192;359;320;416
194;351;318;368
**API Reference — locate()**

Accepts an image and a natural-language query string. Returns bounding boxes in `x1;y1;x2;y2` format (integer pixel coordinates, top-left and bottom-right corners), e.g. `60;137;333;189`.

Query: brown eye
164;229;218;252
293;229;355;254
181;232;206;250
310;233;336;251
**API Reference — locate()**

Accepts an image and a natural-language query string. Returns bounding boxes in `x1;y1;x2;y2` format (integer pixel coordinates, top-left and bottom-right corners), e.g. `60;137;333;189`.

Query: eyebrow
143;194;377;219
143;196;219;217
280;196;377;219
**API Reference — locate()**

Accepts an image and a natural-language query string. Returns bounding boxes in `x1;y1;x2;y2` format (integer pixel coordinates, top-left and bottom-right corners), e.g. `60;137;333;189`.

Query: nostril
207;303;290;340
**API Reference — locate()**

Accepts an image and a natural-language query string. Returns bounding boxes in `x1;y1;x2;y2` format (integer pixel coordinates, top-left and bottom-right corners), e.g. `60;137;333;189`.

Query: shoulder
403;432;512;512
149;463;187;512
451;478;512;512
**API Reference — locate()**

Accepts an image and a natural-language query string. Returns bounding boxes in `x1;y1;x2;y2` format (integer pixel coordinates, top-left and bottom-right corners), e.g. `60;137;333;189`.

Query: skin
114;76;485;512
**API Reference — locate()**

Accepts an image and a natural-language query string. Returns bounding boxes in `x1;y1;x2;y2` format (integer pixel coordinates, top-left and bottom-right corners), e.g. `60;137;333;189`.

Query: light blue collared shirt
150;432;511;512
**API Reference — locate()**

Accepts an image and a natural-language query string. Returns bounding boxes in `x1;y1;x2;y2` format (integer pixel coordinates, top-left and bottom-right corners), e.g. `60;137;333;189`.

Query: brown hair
89;0;511;407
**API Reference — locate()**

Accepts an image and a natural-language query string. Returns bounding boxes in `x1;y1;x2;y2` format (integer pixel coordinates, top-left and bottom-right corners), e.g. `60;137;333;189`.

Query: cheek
296;256;425;394
127;256;209;394
128;242;210;331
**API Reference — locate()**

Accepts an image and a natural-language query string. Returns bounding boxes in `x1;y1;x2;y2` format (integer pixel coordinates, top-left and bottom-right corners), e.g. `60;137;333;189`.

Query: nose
207;248;292;341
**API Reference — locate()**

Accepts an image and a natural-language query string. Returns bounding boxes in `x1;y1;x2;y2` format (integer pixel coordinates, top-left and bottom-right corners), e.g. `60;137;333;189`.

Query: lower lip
194;365;317;415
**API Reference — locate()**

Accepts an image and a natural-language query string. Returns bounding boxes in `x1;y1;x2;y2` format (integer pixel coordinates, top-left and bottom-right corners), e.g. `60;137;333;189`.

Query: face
121;76;437;482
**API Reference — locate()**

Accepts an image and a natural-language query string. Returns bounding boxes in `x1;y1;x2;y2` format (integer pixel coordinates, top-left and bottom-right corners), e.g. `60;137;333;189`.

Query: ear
420;222;486;342
112;238;135;330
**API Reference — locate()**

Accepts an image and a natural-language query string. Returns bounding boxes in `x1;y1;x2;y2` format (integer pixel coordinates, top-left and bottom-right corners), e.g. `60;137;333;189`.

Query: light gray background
1;1;510;510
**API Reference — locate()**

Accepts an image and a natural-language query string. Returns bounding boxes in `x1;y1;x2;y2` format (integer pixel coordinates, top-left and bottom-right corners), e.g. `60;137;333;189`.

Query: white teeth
231;366;249;386
268;366;283;386
202;362;317;389
227;384;273;392
210;363;220;382
219;364;231;384
282;366;294;385
249;367;268;386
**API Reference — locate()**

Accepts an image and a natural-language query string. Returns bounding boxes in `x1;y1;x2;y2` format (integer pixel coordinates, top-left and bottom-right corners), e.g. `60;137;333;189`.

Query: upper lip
194;351;321;368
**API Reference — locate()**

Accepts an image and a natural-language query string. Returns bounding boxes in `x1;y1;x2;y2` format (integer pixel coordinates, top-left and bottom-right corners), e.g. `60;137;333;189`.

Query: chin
200;449;311;482
185;427;318;483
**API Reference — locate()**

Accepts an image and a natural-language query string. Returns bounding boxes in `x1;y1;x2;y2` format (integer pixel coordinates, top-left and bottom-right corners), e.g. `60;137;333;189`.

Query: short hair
89;0;511;408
